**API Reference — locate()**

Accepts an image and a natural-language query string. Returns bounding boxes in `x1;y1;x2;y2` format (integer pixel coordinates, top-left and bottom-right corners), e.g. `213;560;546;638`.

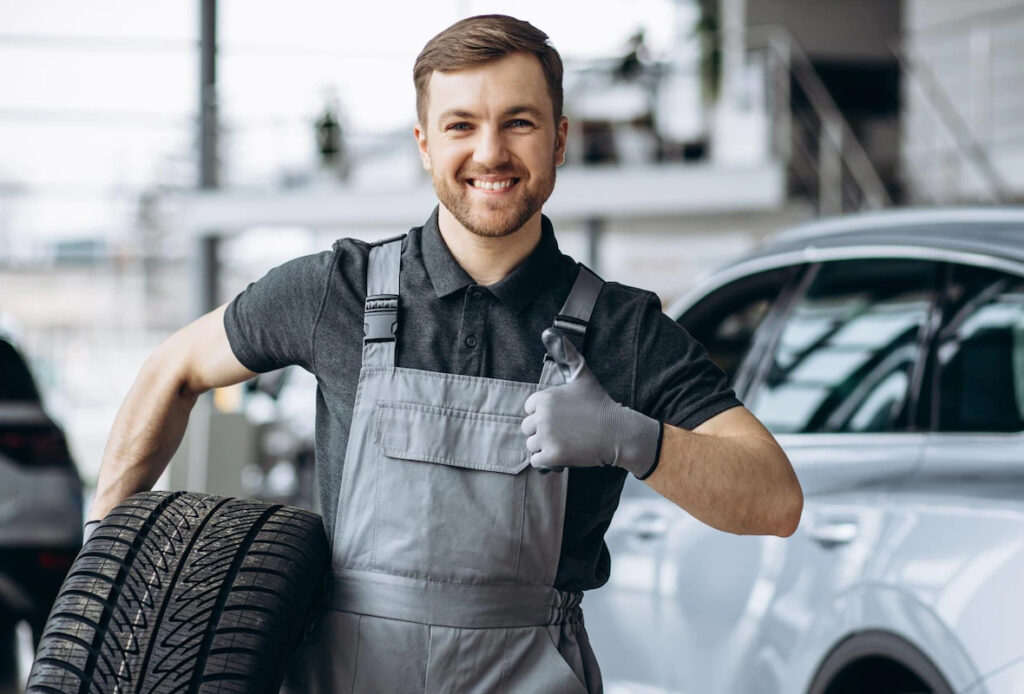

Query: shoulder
583;275;664;354
331;230;415;260
320;230;421;297
326;231;413;271
330;235;372;258
559;261;665;336
591;276;662;326
598;279;659;307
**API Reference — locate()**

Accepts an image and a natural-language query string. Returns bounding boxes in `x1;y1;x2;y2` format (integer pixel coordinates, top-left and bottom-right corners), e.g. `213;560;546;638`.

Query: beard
432;161;556;238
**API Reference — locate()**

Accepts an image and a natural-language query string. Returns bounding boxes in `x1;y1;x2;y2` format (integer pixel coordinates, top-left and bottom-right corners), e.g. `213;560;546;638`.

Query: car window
932;264;1024;432
679;266;799;385
0;339;41;402
748;259;938;433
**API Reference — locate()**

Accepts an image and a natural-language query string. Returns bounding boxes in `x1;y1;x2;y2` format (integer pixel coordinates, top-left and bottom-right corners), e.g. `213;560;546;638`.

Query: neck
436;206;544;286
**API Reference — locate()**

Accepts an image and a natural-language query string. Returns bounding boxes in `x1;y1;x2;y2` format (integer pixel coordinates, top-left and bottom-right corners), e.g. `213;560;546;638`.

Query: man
88;14;802;694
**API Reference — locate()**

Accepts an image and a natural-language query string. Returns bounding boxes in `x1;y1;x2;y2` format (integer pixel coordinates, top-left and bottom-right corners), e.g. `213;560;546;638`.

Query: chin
435;175;551;239
463;217;524;238
445;200;538;238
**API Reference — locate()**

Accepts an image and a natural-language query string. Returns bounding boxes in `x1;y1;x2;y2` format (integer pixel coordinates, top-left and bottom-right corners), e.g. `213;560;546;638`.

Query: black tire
26;491;330;694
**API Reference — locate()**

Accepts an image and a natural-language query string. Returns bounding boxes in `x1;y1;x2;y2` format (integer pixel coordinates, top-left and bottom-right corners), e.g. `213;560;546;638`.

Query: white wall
901;0;1024;201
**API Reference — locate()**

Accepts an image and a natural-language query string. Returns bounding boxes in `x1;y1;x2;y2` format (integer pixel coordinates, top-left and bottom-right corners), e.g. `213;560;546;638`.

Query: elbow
144;341;206;403
774;479;804;538
751;440;803;538
177;376;207;404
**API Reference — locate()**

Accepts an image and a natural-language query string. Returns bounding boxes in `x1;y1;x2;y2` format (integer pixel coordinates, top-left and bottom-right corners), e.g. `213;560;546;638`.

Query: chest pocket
370;401;532;583
376;402;531;473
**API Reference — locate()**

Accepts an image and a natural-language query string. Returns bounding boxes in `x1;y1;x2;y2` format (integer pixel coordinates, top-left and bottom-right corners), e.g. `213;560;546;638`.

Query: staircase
746;25;893;215
895;5;1024;204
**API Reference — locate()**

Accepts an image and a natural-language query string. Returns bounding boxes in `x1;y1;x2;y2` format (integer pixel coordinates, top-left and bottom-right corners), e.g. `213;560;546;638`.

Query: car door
739;257;939;694
882;262;1024;688
586;264;803;694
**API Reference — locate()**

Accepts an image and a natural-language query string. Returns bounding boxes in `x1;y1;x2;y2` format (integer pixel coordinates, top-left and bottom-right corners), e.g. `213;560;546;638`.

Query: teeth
471;179;515;191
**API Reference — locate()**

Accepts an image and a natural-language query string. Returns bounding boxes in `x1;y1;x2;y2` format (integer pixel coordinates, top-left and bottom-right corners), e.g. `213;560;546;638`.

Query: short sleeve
634;292;742;429
223;248;336;374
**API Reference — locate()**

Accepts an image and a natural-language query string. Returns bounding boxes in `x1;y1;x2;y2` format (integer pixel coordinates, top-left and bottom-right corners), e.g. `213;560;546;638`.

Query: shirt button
465;335;478;348
470;289;484;300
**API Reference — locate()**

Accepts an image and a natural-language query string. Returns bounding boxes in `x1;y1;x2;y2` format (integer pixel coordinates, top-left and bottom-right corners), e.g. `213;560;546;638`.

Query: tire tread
26;492;329;694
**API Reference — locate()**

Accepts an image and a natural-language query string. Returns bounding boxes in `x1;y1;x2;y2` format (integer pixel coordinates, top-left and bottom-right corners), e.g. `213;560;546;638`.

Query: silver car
586;208;1024;694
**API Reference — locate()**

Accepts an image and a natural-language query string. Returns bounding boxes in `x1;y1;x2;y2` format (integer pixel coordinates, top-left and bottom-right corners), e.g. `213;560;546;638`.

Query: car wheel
807;630;953;694
26;491;330;694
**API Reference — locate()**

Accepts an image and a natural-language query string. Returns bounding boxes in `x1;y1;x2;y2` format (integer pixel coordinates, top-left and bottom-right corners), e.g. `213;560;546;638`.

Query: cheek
431;144;472;174
523;138;558;166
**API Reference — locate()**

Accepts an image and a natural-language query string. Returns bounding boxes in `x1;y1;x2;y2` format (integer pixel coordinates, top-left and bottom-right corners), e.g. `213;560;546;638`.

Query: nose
472;125;510;169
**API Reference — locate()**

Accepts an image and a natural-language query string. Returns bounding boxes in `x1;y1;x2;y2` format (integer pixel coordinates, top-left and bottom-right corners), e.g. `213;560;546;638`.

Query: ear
414;123;431;171
554;115;569;167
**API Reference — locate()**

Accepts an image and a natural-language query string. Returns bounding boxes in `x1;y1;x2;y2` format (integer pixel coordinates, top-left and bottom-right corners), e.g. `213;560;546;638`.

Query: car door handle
806;519;859;547
625;510;670;540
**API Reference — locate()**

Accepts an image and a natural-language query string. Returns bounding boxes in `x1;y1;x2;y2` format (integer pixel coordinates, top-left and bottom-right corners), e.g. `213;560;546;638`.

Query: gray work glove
521;328;662;479
83;520;101;545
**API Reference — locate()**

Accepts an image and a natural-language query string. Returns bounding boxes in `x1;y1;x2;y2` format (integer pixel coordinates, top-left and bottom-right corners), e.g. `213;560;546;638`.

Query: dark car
0;336;83;692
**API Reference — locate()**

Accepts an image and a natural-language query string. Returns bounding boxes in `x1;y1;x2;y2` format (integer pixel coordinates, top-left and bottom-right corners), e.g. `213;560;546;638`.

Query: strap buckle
542;315;589;371
553;314;587;346
363;294;399;343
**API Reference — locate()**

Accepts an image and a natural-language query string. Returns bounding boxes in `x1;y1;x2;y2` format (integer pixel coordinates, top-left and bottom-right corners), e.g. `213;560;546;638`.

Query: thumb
541;328;587;383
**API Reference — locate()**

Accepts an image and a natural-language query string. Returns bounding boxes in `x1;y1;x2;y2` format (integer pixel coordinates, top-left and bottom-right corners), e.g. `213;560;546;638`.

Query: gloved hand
83;519;100;545
521;328;662;479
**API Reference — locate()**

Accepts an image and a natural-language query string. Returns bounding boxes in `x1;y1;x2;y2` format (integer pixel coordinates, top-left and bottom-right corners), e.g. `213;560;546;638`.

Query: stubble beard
434;162;557;239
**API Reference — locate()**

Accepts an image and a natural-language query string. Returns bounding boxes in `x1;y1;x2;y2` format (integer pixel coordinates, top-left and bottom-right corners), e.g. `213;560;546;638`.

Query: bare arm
87;303;257;521
644;406;803;537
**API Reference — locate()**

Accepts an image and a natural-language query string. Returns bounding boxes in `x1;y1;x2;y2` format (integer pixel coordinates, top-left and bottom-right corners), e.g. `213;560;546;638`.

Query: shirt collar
421;207;563;315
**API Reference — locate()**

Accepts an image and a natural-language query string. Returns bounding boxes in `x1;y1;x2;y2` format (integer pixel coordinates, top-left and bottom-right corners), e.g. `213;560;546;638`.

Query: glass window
934;265;1024;432
749;259;938;433
680;266;799;384
0;339;41;402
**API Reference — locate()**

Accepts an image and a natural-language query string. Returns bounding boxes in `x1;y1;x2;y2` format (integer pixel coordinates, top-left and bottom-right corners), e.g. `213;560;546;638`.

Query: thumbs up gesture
521;329;662;479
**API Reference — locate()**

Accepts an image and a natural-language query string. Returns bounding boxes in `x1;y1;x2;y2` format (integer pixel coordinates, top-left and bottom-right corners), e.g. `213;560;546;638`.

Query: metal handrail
891;37;1012;203
747;24;893;211
778;30;891;208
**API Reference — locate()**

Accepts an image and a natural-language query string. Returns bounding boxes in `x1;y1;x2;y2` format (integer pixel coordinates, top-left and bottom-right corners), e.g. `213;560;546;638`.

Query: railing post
969;23;992;145
720;0;746;109
819;114;843;214
768;32;792;163
585;217;604;276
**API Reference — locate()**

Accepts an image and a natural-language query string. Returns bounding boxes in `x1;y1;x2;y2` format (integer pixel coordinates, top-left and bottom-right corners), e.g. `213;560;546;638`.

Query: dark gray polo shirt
225;207;740;592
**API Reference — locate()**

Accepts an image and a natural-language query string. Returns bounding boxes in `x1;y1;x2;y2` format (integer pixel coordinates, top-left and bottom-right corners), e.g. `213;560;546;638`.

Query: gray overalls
282;237;605;693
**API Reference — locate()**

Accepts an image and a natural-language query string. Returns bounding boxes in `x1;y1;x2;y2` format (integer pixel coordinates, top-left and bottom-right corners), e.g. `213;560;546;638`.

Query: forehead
425;52;552;122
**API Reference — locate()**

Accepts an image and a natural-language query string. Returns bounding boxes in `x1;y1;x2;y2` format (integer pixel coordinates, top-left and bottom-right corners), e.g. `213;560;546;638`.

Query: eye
445;122;472;132
507;118;534;128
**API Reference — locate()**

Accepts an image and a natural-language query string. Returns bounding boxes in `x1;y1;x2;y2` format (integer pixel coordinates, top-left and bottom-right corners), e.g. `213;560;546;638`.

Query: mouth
465;177;521;194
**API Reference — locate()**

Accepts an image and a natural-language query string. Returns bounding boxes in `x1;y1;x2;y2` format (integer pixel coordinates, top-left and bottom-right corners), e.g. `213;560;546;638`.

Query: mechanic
86;14;803;693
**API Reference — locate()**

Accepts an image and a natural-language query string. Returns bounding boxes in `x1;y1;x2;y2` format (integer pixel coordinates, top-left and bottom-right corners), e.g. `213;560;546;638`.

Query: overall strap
552;264;603;351
362;235;404;367
541;264;603;385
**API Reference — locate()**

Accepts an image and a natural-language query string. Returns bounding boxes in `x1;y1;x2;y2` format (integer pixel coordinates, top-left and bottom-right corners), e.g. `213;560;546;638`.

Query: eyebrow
438;105;545;121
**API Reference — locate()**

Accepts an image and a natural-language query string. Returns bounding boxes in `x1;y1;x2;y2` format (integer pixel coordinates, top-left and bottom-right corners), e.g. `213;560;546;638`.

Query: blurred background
3;0;1024;686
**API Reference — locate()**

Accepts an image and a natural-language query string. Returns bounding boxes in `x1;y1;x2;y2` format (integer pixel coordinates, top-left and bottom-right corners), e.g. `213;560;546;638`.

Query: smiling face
414;52;568;239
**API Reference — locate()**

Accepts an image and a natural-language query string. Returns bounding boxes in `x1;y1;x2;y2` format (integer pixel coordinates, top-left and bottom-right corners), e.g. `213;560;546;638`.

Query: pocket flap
374;401;531;475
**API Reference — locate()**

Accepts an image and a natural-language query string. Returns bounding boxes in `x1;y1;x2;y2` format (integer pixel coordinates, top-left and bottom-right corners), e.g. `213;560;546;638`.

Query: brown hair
413;14;564;126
